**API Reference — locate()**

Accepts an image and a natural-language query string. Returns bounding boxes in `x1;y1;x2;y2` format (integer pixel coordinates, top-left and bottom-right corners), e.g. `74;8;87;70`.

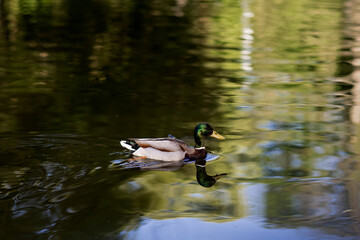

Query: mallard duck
120;123;225;161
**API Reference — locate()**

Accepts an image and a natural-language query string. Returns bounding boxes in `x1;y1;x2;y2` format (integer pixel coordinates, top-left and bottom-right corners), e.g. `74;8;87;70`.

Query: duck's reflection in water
108;154;227;187
195;158;227;188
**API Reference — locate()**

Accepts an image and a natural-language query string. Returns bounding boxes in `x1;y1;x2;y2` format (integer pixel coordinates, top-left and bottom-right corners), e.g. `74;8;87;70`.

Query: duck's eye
206;127;213;134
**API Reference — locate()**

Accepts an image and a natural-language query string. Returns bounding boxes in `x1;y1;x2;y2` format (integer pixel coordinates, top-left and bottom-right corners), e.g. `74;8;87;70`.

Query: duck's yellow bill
210;131;225;140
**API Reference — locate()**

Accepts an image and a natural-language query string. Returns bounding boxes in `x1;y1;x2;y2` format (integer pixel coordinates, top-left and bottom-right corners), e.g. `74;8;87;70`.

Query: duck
120;123;225;161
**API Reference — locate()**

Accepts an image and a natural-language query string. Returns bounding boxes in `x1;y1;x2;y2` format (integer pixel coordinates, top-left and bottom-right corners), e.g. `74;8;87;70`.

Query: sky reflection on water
123;217;349;240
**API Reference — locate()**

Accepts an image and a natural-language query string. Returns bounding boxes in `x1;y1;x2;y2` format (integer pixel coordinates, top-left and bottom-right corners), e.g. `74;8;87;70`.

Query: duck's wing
130;137;190;152
133;147;186;161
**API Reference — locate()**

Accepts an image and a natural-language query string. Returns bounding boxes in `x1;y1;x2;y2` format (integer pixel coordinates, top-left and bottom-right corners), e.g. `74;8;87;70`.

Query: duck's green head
194;123;225;147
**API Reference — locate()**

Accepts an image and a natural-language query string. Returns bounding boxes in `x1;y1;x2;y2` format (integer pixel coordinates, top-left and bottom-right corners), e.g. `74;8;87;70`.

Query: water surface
1;0;360;239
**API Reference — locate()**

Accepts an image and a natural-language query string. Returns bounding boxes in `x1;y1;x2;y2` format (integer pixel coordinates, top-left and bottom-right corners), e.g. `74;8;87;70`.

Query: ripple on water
47;191;73;203
108;153;220;171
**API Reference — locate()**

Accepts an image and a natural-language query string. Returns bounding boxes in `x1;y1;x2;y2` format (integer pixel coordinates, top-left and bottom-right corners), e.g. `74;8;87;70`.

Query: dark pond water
1;0;360;239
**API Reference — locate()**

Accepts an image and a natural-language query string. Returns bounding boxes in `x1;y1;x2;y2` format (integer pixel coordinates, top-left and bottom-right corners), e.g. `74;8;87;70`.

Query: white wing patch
133;147;185;161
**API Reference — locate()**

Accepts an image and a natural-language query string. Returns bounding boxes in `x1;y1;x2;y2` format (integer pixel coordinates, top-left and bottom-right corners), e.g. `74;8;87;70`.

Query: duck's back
131;137;189;152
